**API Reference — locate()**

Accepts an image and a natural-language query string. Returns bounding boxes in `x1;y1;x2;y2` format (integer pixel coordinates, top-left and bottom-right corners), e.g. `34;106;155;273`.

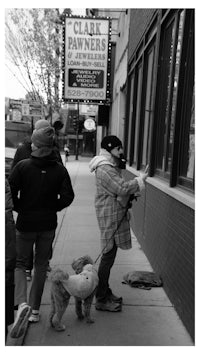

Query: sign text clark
64;17;110;102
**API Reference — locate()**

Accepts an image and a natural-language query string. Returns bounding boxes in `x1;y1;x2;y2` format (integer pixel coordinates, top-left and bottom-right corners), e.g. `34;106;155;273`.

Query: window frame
154;12;179;179
139;38;156;170
175;10;195;191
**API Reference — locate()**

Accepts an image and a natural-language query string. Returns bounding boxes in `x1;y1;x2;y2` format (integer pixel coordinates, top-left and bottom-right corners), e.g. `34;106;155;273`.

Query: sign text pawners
63;16;111;103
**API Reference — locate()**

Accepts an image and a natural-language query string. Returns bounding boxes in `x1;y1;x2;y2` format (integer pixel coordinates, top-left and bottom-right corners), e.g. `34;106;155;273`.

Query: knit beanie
101;135;122;152
34;119;50;130
31;126;55;148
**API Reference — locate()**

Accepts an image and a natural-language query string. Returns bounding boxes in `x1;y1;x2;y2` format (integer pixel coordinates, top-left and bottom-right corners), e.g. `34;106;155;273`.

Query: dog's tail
49;268;69;283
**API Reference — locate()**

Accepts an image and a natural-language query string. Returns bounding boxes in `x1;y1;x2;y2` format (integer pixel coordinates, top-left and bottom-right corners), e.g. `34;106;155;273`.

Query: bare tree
5;8;70;111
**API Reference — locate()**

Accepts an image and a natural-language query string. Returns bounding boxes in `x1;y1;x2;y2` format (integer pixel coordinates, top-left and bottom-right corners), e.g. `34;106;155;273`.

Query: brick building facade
124;9;194;340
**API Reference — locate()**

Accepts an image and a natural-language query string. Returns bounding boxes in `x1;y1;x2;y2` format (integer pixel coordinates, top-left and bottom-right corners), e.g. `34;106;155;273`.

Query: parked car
5;120;31;148
5;147;16;178
5;120;32;177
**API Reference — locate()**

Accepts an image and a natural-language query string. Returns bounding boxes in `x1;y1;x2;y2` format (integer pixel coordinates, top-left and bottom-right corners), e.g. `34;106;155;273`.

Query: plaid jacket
89;151;140;253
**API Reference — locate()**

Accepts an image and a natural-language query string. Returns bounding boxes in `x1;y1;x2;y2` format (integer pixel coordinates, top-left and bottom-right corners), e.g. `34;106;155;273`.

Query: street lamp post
72;104;79;160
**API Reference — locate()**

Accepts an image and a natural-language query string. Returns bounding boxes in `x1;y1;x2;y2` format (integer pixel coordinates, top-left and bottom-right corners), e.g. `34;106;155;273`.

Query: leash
94;194;138;265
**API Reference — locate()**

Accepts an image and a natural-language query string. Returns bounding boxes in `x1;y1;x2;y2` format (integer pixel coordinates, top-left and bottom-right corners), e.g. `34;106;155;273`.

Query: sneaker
28;311;40;323
26;270;32;281
95;300;122;312
10;303;31;338
108;293;123;303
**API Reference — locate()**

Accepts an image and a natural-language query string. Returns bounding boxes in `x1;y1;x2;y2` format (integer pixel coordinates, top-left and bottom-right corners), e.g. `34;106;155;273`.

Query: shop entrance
82;131;96;156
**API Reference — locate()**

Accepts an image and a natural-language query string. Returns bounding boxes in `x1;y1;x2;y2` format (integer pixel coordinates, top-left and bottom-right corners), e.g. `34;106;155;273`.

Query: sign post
62;15;112;159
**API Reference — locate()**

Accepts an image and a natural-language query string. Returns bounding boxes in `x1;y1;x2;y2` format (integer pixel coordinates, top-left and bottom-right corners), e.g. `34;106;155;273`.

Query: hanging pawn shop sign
63;16;111;103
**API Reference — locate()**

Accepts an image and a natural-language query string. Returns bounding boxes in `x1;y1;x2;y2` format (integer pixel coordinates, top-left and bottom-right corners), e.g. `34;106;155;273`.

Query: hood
31;147;58;167
89;148;115;172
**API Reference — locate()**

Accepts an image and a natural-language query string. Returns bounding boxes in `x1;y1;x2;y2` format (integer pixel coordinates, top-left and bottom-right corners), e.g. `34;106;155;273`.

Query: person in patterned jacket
89;136;148;312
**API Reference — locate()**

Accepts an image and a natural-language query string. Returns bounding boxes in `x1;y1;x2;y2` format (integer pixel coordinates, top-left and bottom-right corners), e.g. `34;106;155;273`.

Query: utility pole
72;103;80;160
75;103;79;160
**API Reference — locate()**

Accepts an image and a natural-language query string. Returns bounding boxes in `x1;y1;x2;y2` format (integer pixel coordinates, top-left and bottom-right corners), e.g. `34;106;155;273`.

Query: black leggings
96;243;118;302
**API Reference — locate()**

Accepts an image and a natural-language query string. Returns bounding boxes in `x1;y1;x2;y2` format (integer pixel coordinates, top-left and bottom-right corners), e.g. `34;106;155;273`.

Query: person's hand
140;172;148;181
140;164;149;181
135;165;149;191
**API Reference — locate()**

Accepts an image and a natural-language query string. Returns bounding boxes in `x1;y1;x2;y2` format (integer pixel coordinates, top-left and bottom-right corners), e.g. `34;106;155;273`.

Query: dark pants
27;245;52;271
5;282;15;340
96;243;118;302
15;229;55;310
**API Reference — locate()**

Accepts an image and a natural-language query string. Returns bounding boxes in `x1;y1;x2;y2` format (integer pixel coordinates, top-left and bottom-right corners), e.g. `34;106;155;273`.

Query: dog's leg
49;291;56;327
75;297;84;320
83;290;96;323
52;303;68;331
50;282;70;331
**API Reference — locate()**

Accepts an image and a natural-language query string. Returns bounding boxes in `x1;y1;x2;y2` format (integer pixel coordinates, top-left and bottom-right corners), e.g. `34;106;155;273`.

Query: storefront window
126;75;134;163
186;91;195;179
141;44;155;166
166;11;184;172
178;10;194;190
155;17;176;172
180;86;195;181
126;9;194;191
133;63;142;164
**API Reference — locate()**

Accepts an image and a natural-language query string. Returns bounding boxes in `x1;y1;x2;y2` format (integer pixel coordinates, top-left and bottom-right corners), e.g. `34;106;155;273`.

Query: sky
4;2;197;101
4;7;86;100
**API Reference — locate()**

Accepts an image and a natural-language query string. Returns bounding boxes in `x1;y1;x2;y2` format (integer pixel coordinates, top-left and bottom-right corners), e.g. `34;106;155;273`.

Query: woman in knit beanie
89;135;148;312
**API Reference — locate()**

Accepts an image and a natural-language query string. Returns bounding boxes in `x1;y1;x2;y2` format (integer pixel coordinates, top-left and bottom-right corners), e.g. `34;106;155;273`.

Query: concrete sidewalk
7;155;193;346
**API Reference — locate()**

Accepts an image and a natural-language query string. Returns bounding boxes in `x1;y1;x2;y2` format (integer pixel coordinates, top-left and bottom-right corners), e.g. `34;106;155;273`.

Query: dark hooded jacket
8;147;74;232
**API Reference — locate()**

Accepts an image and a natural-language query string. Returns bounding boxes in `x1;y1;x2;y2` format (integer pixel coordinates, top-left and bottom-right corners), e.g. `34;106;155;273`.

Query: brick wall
123;170;194;340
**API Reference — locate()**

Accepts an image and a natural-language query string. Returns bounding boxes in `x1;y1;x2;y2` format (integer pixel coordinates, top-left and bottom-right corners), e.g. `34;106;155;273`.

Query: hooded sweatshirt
9;148;74;232
89;149;115;172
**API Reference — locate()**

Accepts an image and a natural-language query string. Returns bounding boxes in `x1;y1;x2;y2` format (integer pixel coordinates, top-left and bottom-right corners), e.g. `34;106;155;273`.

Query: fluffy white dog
49;256;98;331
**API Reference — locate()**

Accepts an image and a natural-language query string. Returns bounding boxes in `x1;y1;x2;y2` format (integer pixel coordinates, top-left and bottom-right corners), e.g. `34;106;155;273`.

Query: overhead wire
5;63;31;96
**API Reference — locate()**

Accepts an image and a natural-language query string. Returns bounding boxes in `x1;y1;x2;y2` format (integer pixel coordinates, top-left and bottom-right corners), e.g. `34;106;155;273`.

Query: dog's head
71;255;94;274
